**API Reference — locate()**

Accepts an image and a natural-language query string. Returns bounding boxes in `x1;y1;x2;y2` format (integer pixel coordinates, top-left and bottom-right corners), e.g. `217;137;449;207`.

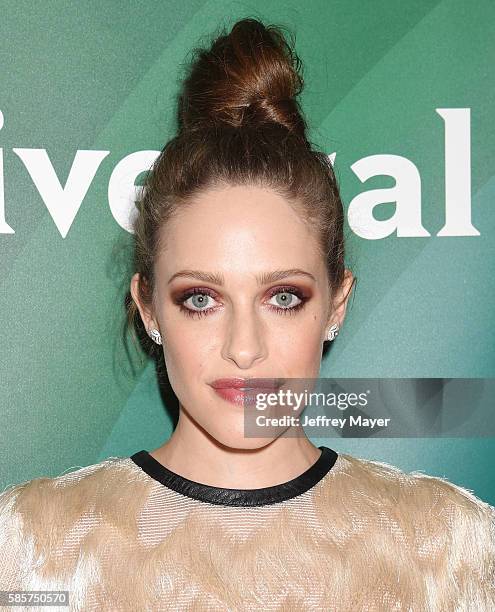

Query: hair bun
178;18;308;138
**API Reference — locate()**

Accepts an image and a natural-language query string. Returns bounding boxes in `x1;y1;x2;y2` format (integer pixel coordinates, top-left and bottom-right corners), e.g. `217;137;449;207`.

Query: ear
326;268;354;336
130;272;159;333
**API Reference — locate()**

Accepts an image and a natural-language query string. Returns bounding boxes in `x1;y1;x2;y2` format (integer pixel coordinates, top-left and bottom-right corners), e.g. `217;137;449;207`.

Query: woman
1;18;494;611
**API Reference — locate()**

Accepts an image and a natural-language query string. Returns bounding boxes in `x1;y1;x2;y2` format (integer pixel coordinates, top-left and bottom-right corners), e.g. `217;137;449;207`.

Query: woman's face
132;184;350;449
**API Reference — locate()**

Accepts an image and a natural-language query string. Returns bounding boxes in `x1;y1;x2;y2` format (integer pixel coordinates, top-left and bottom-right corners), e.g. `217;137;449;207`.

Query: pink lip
210;378;285;390
209;378;286;407
210;386;279;407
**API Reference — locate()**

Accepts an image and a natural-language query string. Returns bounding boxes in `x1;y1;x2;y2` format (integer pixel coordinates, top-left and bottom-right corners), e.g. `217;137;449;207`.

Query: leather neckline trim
129;446;338;507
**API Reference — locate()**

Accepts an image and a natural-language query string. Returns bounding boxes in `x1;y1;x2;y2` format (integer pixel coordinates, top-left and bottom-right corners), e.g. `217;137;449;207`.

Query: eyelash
175;286;308;319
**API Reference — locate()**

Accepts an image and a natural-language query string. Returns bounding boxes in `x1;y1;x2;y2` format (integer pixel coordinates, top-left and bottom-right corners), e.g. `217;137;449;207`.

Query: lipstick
209;377;285;407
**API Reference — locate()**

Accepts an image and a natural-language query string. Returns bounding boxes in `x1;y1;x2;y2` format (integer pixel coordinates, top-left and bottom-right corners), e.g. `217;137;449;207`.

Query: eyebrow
167;268;316;286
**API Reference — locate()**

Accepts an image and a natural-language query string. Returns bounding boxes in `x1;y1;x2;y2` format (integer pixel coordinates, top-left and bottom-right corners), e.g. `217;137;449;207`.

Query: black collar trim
130;446;338;507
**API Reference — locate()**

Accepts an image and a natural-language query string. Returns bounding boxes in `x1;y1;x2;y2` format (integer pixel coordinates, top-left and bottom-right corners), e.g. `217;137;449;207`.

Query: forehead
156;184;323;278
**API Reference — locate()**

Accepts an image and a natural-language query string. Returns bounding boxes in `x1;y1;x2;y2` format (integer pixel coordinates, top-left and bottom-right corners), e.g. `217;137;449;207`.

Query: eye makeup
172;285;311;319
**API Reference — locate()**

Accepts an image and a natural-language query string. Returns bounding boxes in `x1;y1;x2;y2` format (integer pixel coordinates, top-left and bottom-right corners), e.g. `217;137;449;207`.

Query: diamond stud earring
326;323;339;342
148;328;163;345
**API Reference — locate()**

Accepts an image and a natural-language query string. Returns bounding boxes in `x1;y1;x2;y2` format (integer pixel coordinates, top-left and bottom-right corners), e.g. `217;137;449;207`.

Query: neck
149;414;322;489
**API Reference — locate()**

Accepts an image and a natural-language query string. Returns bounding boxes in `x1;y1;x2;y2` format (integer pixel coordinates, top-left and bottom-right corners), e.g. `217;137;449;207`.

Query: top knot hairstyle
178;18;307;136
126;17;355;356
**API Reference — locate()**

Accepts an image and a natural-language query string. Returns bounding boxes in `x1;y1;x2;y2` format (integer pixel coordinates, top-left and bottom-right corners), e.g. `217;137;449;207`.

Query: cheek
162;335;212;392
272;322;323;375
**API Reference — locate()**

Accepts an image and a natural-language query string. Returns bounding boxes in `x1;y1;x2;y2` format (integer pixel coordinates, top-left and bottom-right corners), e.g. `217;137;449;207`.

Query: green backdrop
1;0;493;505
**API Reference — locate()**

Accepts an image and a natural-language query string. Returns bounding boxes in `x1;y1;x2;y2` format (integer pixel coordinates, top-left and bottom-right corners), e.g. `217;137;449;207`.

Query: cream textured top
0;446;494;611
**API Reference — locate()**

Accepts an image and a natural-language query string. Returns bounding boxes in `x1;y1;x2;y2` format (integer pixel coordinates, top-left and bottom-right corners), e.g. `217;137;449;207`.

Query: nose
221;303;267;369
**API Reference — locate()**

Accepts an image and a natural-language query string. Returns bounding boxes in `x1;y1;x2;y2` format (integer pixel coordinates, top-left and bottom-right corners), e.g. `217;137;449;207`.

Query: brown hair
125;17;355;358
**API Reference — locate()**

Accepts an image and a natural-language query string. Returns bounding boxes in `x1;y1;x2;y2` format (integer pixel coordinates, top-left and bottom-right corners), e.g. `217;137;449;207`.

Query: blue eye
266;289;303;314
179;289;218;318
176;286;308;319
